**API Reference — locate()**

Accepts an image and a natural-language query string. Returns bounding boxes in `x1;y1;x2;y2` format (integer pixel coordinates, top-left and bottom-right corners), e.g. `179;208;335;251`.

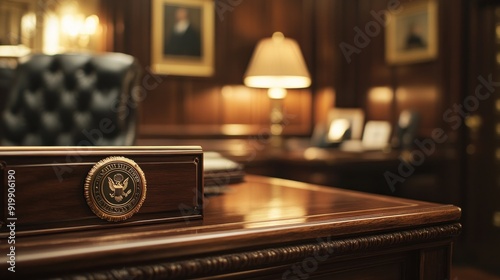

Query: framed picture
310;108;364;148
326;108;365;140
361;121;392;150
151;0;214;76
385;0;438;65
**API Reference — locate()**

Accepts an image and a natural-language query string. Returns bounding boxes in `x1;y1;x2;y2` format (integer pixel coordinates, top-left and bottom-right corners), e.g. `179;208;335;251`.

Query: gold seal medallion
84;156;147;222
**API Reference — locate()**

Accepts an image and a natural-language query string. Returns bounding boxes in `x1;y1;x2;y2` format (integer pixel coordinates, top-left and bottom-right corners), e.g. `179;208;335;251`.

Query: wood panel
215;0;269;84
352;0;465;138
99;0;468;140
356;0;396;124
0;147;203;234
100;0;314;138
462;0;500;274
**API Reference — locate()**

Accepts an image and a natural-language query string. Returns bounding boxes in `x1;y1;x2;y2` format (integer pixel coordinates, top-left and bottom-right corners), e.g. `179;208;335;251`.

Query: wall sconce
21;12;37;47
43;12;100;54
243;32;311;147
61;14;100;50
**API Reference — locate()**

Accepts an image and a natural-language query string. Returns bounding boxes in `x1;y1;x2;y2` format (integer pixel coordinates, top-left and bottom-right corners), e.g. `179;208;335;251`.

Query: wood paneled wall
326;0;465;139
100;0;465;140
100;0;314;139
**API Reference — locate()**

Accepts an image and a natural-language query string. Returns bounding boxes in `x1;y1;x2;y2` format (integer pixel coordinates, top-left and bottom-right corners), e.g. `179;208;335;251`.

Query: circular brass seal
84;156;147;222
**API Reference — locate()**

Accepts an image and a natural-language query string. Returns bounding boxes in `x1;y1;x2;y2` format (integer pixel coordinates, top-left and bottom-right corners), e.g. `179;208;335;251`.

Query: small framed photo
326;108;365;142
385;0;438;65
151;0;214;76
362;121;392;150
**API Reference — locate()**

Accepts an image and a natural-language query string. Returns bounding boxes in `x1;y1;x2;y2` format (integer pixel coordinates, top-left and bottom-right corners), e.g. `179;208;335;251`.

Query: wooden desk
1;175;461;279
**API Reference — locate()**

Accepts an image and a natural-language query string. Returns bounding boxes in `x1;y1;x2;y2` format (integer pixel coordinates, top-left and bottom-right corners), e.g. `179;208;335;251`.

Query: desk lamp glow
243;32;311;146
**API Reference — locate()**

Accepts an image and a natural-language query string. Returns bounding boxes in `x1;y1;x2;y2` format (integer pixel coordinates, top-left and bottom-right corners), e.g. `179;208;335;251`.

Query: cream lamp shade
243;32;311;98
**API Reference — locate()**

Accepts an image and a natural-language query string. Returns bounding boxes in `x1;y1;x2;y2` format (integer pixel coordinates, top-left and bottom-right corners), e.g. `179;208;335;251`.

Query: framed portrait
151;0;214;76
385;0;438;65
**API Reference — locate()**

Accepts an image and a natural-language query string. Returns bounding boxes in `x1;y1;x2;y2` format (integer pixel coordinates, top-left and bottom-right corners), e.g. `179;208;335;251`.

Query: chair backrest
0;52;140;146
0;60;16;112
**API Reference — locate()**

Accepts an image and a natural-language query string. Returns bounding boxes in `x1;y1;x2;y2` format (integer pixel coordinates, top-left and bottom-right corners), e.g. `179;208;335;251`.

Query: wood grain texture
56;224;461;280
0;147;204;235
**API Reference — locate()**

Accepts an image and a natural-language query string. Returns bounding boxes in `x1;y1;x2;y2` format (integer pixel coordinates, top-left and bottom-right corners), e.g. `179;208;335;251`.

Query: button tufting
0;53;140;146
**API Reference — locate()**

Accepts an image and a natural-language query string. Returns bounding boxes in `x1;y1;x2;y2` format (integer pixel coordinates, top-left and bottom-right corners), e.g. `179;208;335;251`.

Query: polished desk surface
5;175;461;278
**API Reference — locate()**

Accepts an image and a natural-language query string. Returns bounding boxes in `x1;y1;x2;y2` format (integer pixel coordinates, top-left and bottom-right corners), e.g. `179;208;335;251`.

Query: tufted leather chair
0;53;141;146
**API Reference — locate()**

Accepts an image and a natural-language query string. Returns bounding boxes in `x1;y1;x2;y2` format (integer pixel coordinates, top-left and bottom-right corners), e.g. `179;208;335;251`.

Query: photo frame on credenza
311;108;365;148
338;120;392;152
326;108;365;141
361;121;392;150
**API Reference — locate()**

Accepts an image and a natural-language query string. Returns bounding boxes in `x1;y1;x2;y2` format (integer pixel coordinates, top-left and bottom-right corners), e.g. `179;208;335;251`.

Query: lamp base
269;95;285;149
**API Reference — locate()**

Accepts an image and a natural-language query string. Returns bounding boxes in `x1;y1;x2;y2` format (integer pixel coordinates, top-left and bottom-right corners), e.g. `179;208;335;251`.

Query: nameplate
0;146;203;236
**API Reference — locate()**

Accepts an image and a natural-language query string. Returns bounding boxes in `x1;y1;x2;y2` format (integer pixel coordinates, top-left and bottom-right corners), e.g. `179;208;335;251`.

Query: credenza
1;175;461;279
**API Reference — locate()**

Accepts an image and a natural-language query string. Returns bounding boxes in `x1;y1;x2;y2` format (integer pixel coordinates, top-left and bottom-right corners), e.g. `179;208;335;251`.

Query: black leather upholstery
0;53;140;146
0;60;16;112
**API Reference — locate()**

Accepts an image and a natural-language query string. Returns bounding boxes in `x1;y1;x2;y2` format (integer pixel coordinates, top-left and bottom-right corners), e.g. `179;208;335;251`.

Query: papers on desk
204;152;245;195
340;121;392;152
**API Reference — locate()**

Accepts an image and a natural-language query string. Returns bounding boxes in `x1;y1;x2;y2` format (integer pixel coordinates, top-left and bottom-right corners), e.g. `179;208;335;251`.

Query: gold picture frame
151;0;214;76
385;0;438;65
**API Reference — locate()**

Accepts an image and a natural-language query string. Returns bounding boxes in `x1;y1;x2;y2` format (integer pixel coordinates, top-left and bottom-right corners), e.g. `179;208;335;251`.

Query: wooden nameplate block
0;146;203;236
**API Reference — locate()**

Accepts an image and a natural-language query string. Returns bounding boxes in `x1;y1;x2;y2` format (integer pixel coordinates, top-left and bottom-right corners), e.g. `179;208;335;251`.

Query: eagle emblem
108;173;131;202
85;156;147;222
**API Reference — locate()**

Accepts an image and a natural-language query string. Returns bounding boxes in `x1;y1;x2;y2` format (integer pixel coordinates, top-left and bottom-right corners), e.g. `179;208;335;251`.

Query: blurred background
0;0;499;278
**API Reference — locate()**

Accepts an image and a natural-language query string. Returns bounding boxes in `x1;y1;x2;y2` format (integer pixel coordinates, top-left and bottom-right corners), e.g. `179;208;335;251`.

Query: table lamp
243;32;311;147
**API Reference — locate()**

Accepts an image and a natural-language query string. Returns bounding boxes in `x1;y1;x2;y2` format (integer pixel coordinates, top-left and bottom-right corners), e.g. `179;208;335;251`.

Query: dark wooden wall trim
460;0;500;273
